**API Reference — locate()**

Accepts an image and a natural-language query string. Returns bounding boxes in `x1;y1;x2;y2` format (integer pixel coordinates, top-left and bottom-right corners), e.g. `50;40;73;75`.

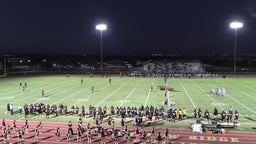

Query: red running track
1;120;256;144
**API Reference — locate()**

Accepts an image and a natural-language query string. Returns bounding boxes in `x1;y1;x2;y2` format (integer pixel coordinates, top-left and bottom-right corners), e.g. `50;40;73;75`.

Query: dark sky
0;0;256;56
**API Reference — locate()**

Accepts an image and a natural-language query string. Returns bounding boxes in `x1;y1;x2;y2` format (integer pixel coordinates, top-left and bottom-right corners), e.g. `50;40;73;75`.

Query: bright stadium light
96;24;107;73
96;24;107;31
230;22;243;29
230;21;243;75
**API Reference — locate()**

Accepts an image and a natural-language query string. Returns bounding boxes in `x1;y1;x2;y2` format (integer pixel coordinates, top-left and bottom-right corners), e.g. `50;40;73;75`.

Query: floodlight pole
233;28;237;75
230;21;243;75
96;24;107;74
100;30;103;73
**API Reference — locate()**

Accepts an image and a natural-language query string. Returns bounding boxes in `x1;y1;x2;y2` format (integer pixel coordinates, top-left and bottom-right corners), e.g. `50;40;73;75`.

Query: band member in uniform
20;126;25;141
12;120;16;131
100;128;106;144
2;128;7;143
87;128;92;143
6;125;10;140
157;132;162;144
38;121;42;134
135;126;140;142
66;128;72;142
55;127;60;141
34;126;40;142
67;121;73;135
114;129;119;144
151;126;155;142
142;131;147;144
2;119;6;128
24;120;29;133
17;129;23;144
165;128;169;143
77;126;82;143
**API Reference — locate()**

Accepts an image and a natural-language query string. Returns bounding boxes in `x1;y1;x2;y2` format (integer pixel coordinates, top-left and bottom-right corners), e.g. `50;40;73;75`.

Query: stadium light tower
230;21;243;75
96;24;107;73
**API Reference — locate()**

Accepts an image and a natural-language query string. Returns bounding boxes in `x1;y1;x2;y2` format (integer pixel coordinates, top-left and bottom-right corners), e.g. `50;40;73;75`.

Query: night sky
0;0;256;56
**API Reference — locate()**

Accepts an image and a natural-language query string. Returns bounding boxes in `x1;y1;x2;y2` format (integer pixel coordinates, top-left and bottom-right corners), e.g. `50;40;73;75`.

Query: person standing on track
100;128;105;144
2;119;6;128
157;132;162;144
66;128;72;143
17;128;23;144
165;128;169;143
6;125;10;140
55;127;60;141
142;131;147;144
151;126;155;142
126;130;131;144
24;120;29;133
77;126;82;143
37;121;42;134
34;126;40;142
12;120;16;131
87;128;92;143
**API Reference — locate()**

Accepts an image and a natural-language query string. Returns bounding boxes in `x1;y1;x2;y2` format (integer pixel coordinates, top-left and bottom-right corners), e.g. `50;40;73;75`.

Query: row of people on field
193;107;239;123
7;102;239;125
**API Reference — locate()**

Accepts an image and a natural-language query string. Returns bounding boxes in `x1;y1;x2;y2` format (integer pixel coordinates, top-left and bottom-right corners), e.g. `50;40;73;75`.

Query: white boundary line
73;85;109;106
119;80;141;107
226;83;256;101
178;79;196;108
144;78;155;107
209;79;256;115
227;94;256;114
193;81;224;110
96;79;131;107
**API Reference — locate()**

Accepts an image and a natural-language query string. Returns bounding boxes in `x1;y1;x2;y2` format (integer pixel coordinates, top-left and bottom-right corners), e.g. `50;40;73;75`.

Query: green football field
0;75;256;132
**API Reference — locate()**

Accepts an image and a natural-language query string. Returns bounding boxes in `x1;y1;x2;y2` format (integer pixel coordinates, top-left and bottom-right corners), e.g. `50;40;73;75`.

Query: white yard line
226;84;256;101
2;81;72;106
165;79;171;105
12;79;78;104
18;80;106;120
73;85;109;106
194;82;224;110
96;79;130;107
119;80;141;107
235;80;256;91
227;94;256;114
0;78;59;97
178;79;196;108
208;80;256;115
50;79;106;105
144;78;155;107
